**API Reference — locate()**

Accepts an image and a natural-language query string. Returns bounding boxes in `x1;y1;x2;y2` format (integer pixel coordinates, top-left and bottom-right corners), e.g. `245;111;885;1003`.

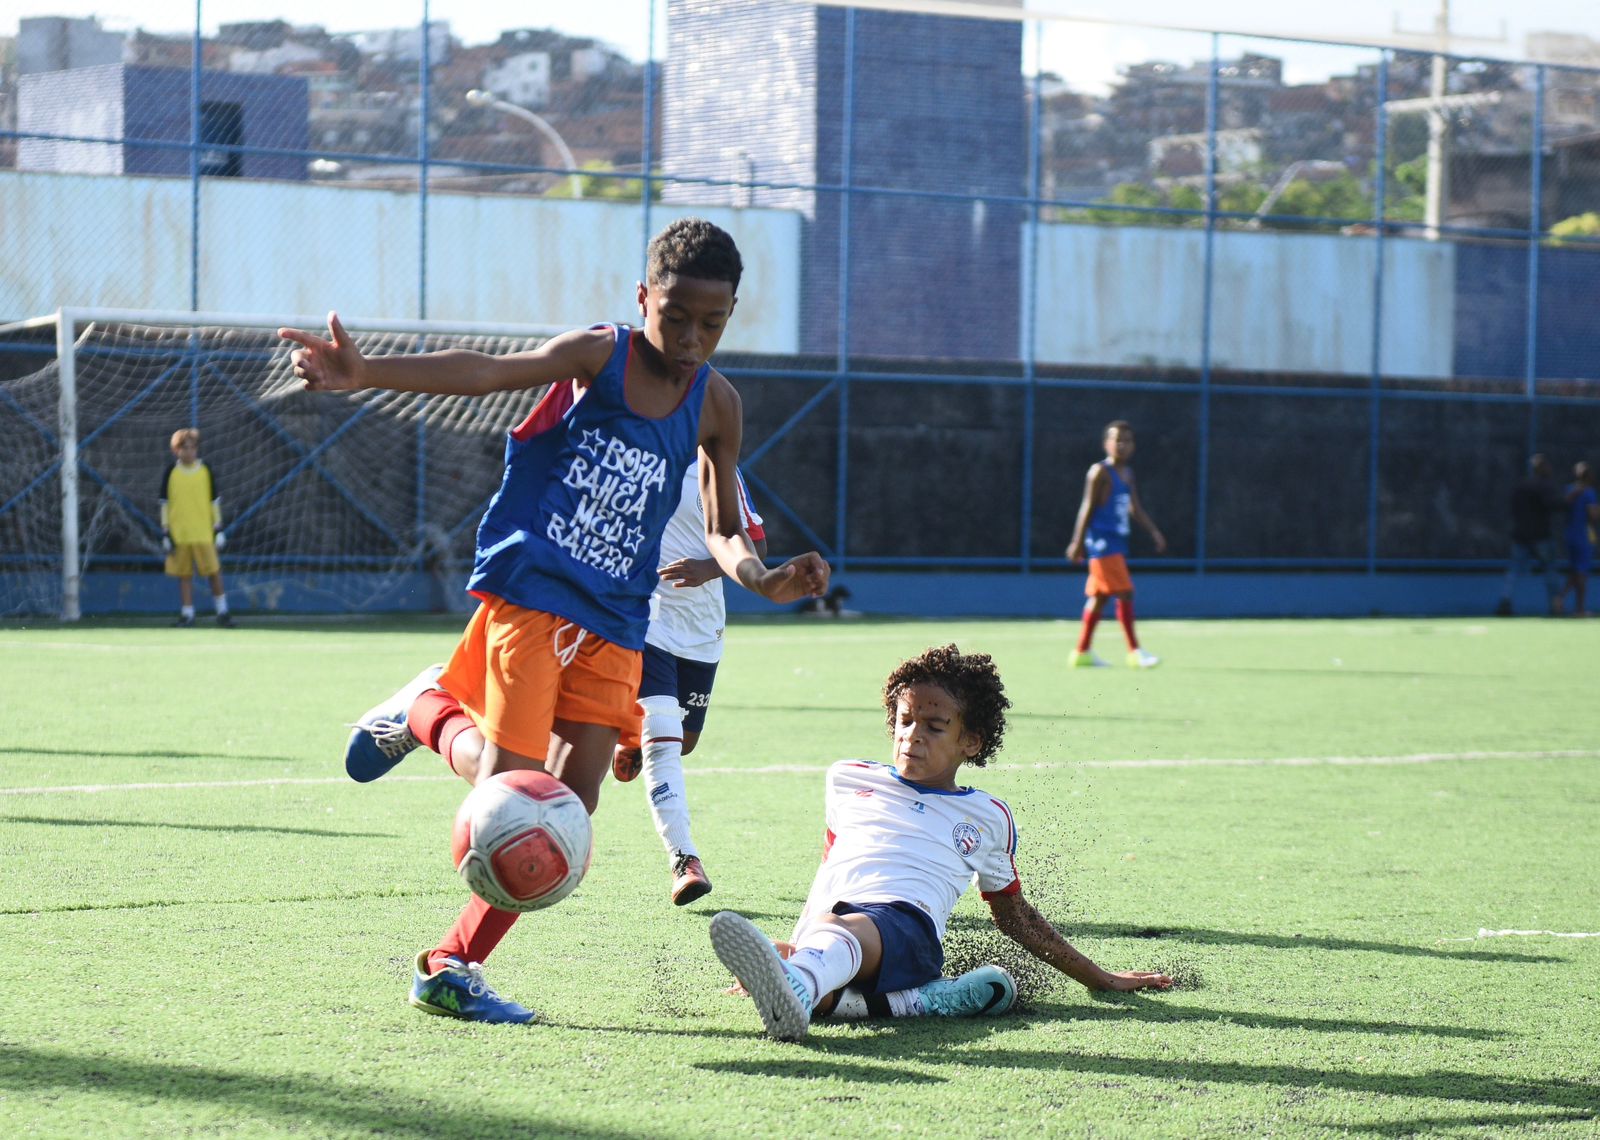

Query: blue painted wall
1454;242;1600;382
122;67;309;181
662;2;1024;359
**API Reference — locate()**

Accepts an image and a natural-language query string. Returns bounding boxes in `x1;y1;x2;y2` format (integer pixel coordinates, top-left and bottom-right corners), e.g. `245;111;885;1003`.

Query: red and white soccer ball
452;770;593;912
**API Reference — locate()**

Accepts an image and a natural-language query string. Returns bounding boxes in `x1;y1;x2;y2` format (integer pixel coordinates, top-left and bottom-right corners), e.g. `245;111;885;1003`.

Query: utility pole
1424;0;1452;239
1385;0;1505;240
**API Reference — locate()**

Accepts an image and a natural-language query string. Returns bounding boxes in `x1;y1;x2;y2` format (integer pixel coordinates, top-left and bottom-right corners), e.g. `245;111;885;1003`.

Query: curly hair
646;217;743;293
881;644;1010;766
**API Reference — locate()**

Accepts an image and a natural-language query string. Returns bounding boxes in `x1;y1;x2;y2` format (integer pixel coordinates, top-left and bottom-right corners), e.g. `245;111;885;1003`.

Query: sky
9;0;1600;93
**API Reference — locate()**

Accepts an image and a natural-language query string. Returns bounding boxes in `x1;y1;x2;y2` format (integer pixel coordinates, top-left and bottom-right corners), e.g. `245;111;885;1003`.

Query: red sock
1116;597;1139;650
408;689;475;774
429;894;520;973
1076;606;1102;653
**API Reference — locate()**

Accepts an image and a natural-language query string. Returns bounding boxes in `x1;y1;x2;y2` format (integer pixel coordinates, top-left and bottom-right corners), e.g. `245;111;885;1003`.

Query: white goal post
0;307;564;621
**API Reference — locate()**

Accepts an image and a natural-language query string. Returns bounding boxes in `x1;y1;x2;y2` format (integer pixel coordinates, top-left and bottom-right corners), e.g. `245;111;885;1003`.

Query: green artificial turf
1;615;1596;1137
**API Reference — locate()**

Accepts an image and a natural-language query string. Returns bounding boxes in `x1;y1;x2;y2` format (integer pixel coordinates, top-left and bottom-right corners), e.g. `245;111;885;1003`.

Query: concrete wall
0;167;1472;374
0;170;803;352
1031;224;1457;377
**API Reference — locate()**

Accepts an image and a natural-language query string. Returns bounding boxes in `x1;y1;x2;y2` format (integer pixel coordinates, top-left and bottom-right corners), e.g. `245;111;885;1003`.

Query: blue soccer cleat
407;951;536;1024
344;664;444;782
915;964;1017;1017
709;910;813;1041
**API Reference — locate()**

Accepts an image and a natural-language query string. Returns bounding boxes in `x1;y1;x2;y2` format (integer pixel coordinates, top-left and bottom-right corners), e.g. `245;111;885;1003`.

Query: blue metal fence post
1019;25;1042;574
834;9;857;572
1368;53;1390;575
1196;34;1219;577
416;3;433;571
1524;65;1546;458
641;0;657;279
189;1;202;314
419;0;431;321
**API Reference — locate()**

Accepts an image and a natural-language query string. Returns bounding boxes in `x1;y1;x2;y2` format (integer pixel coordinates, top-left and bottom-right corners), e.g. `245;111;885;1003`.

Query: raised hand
659;557;722;589
278;312;367;391
1096;970;1173;992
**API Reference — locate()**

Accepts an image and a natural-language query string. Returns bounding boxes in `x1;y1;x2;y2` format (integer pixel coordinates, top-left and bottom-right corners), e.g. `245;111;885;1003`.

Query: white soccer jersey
795;760;1021;943
644;460;764;663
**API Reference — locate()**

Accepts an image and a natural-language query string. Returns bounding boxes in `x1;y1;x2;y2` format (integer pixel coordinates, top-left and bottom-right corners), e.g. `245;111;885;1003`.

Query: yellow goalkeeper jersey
160;460;220;544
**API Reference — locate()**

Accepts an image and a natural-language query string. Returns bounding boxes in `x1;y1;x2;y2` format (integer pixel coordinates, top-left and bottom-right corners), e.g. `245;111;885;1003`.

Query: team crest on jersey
952;821;981;857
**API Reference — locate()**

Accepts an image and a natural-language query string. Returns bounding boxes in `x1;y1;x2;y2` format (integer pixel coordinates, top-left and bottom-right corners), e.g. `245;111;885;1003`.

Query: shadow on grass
1;814;398;840
1068;998;1506;1040
0;745;298;763
0;1044;635;1140
811;1034;1600;1112
1333;1109;1597;1135
1045;922;1565;964
1203;666;1512;680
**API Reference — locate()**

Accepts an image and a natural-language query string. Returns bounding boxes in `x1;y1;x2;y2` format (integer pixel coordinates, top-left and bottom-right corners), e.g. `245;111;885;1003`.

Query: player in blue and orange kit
280;218;830;1023
1560;460;1599;617
1065;420;1166;668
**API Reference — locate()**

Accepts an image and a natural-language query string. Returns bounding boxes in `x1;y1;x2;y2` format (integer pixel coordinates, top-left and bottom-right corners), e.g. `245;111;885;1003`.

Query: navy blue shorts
638;643;719;735
832;901;944;994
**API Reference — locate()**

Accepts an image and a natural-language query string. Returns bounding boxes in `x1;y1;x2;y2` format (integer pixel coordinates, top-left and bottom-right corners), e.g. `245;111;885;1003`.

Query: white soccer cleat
1070;650;1109;669
1127;648;1161;669
709;911;813;1041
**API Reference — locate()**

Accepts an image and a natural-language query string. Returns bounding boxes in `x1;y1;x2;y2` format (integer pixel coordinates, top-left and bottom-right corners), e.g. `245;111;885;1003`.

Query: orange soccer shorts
438;596;642;760
1085;553;1134;598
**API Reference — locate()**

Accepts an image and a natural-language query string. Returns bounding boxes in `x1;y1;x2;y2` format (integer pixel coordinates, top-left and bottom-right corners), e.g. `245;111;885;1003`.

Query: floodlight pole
466;90;583;198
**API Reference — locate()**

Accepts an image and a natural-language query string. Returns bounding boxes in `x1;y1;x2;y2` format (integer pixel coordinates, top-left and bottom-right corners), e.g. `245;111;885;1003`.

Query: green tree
544;161;662;201
1547;212;1600;248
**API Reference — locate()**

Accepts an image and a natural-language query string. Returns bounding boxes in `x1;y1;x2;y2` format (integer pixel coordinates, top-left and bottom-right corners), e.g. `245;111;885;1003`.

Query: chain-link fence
3;1;1599;614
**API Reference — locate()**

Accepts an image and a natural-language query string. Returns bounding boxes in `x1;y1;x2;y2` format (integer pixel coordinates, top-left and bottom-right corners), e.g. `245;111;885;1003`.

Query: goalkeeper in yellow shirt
160;427;234;627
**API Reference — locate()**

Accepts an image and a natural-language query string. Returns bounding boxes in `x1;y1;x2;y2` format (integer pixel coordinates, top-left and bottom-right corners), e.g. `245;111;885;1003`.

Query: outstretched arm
988;891;1171;992
280;313;612;397
1065;464;1107;563
698;374;829;604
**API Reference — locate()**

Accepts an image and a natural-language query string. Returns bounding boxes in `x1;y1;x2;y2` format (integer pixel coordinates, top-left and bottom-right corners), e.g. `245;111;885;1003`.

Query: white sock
180;605;195;619
786;924;863;1004
213;593;229;615
825;987;872;1021
885;987;928;1018
638;695;694;859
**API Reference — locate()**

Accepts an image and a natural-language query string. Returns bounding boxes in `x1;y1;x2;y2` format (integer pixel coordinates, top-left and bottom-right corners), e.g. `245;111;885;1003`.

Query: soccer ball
452;770;593;912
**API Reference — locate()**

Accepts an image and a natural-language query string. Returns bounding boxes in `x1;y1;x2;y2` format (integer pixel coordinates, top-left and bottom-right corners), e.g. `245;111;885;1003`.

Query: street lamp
1248;160;1349;228
465;89;583;199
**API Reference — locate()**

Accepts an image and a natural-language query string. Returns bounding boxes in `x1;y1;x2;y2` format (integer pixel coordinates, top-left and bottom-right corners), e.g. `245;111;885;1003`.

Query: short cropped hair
1104;420;1133;438
647;217;743;294
881;644;1010;767
170;428;200;453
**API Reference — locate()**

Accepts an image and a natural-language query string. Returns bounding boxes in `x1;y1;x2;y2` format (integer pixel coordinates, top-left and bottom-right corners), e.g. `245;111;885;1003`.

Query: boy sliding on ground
280;218;829;1023
710;644;1171;1041
1066;420;1165;668
610;456;766;906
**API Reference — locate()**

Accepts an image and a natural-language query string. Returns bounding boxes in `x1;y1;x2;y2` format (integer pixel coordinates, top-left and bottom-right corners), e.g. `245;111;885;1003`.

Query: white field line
3;748;1595;797
1439;929;1600;941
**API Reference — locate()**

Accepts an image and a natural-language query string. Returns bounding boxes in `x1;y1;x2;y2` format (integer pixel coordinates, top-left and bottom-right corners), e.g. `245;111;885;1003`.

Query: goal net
0;309;560;619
